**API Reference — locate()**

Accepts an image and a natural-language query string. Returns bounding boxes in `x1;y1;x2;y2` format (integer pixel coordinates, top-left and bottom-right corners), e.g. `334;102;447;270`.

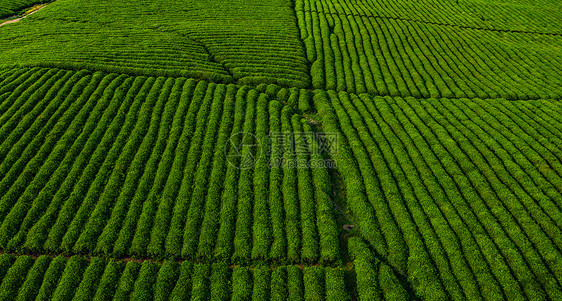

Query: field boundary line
0;249;349;270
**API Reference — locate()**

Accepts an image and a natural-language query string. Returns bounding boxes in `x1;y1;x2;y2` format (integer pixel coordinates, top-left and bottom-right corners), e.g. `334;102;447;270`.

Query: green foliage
35;256;66;301
0;254;15;282
0;67;341;264
0;255;34;301
325;268;351;301
181;85;231;259
0;0;310;88
251;94;272;259
72;257;106;301
210;263;231;301
0;255;424;301
2;3;561;296
252;267;271;300
349;237;383;301
304;266;325;300
92;261;123;301
154;261;180;301
0;0;49;19
287;265;304;301
113;261;140;301
297;0;562;98
169;261;194;301
51;256;88;301
190;264;211;301
15;255;52;301
232;267;252;301
129;261;160;301
270;266;288;301
317;91;562;300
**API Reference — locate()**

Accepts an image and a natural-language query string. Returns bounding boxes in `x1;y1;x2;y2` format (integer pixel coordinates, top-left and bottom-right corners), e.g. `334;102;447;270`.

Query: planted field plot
296;0;562;98
349;237;413;301
0;67;339;264
0;0;310;88
0;254;353;300
1;0;561;298
315;90;562;300
297;0;562;34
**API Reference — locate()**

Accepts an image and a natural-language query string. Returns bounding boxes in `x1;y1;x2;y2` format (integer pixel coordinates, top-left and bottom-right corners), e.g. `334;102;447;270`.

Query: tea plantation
0;0;560;299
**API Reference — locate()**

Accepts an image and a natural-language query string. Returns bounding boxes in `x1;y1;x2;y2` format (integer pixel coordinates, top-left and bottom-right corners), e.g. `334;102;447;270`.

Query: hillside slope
0;0;560;299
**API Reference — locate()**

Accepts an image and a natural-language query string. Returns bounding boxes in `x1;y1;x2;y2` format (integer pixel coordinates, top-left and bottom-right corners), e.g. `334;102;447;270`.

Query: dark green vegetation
0;254;356;300
297;0;562;98
315;90;562;300
0;68;339;264
0;0;310;87
0;0;561;299
0;0;48;19
298;0;562;33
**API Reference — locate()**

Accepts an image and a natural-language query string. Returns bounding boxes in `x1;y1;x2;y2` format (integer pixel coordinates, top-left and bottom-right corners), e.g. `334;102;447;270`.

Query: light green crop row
315;90;562;300
0;67;339;265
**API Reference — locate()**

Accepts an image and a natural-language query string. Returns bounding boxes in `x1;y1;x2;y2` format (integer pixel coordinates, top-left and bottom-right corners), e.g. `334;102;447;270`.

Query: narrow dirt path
0;4;48;27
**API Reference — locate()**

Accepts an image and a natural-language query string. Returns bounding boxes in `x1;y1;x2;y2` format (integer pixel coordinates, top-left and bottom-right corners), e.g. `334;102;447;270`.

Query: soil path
0;4;48;27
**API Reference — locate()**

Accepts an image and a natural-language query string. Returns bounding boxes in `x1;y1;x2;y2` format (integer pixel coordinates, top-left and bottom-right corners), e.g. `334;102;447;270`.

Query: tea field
0;0;560;299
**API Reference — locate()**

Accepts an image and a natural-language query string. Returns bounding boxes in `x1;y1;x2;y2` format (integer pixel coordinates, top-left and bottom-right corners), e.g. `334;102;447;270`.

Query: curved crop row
349;237;411;301
0;68;340;264
0;0;311;88
315;90;562;300
297;1;562;99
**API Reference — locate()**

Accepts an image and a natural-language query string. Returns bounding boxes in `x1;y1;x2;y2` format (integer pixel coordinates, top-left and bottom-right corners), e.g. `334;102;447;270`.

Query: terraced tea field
0;0;310;87
296;0;562;98
315;91;562;300
0;68;341;264
0;0;560;299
